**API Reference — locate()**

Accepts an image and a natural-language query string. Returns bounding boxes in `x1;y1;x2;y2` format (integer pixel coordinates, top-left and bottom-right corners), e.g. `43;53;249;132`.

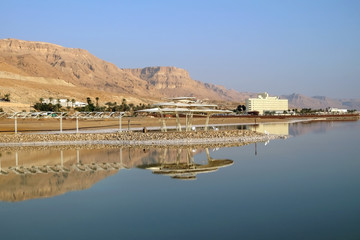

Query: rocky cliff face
0;38;149;96
124;66;189;89
123;66;248;100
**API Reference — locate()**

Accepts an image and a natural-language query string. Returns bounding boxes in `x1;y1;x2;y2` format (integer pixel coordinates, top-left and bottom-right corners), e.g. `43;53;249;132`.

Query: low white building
245;92;288;115
42;98;86;108
328;108;347;113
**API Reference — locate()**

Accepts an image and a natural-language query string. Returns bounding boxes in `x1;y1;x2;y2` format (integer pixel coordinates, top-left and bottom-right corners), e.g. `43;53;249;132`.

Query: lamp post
60;114;63;133
119;112;122;132
14;115;18;134
76;116;79;134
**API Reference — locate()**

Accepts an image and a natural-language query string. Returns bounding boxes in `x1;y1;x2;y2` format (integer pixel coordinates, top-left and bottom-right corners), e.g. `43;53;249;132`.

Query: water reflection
249;123;289;135
0;147;233;202
247;121;352;136
289;121;339;136
139;148;233;180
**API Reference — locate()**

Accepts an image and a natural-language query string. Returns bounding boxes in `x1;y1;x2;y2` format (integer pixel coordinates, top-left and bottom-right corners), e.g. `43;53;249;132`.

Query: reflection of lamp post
77;149;80;165
119;148;123;166
255;142;257;156
61;150;63;167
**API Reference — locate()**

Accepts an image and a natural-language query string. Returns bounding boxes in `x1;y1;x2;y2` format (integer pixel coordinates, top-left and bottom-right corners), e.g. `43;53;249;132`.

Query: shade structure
137;97;232;132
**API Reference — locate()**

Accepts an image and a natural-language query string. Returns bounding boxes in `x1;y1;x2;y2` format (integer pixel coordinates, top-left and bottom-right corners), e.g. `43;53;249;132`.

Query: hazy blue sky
1;0;359;99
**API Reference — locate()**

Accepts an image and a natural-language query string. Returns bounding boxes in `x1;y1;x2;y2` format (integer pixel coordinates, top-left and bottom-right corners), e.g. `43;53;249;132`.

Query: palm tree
95;97;99;107
71;99;76;108
39;98;44;103
49;97;54;104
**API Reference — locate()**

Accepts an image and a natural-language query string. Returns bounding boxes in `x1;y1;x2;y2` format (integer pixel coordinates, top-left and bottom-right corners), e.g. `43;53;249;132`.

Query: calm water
0;121;359;240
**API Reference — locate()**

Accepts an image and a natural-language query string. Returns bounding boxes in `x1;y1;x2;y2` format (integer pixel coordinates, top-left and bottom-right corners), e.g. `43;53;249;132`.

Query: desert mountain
0;38;358;111
0;38;249;108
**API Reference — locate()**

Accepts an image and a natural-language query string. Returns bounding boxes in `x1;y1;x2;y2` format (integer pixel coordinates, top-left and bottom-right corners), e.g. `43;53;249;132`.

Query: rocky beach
0;129;283;148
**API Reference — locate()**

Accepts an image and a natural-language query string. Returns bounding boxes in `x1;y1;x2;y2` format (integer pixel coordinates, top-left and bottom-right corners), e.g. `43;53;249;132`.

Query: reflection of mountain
0;170;118;202
0;147;233;201
0;148;126;202
138;148;233;180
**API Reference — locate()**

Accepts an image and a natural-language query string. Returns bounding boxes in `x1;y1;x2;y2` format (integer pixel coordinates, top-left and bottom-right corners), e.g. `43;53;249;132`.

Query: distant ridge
282;93;360;110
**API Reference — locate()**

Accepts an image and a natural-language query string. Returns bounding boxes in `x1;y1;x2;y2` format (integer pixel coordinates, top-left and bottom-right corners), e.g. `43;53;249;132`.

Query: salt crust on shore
0;130;284;147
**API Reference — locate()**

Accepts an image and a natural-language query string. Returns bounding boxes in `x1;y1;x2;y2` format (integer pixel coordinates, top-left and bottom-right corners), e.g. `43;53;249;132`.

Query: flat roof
154;102;218;108
137;107;232;114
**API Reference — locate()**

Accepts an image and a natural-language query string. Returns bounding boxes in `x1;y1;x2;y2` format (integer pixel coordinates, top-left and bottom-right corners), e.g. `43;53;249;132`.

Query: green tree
86;97;92;105
84;97;95;112
4;93;10;102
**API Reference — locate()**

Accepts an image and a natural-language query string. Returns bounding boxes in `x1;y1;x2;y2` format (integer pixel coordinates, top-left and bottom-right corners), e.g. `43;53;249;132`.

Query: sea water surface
0;120;359;240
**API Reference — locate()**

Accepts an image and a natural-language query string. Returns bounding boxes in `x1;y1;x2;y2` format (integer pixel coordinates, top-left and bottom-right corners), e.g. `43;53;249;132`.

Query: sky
1;0;359;99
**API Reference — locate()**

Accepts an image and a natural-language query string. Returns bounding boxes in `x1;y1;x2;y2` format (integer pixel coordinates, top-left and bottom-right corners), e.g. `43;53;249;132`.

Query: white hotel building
245;92;288;115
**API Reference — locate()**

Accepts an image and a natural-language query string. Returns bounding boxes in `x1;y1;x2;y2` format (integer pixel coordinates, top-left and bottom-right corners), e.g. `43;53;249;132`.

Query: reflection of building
246;92;288;115
249;123;289;135
139;148;233;180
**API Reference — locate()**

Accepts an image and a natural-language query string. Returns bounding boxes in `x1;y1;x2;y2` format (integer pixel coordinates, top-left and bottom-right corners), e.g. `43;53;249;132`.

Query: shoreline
0;130;285;148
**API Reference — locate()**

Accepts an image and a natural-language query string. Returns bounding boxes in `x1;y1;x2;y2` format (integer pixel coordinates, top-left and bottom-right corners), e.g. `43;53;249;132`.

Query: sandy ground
0;116;289;134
